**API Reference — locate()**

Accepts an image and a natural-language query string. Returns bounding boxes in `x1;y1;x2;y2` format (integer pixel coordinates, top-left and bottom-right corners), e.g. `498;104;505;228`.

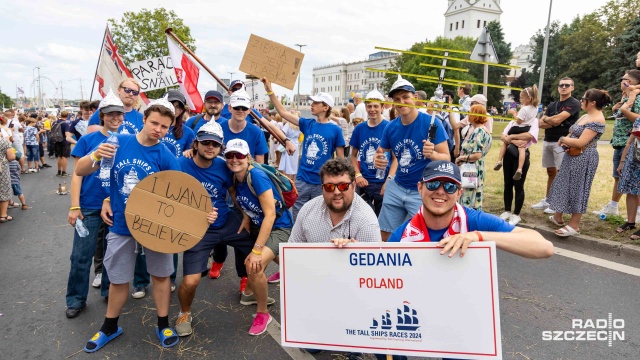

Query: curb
520;223;640;266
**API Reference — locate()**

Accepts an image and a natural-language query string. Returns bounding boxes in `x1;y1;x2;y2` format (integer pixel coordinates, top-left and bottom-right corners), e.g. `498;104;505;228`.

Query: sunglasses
558;84;572;88
120;86;140;96
322;182;352;192
224;152;248;160
232;106;249;111
422;180;459;194
200;140;222;148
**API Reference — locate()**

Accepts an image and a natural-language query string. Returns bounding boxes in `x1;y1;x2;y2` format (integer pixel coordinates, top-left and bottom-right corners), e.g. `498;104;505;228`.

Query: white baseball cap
230;90;251;108
470;94;488;105
309;92;334;107
224;138;251;156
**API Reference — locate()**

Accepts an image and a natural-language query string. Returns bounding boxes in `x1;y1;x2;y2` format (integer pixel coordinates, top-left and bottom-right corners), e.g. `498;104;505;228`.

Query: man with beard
185;90;227;133
87;78;144;134
289;158;381;244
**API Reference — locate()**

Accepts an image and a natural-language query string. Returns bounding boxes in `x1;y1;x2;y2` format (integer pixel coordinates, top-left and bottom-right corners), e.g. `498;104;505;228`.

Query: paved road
1;165;639;360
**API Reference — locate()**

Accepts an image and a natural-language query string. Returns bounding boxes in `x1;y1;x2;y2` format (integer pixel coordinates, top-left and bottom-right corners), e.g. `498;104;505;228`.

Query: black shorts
54;142;70;158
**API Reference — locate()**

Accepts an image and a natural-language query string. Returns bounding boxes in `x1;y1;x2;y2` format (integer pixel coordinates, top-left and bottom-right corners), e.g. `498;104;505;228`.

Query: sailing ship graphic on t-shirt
98;166;110;180
399;147;412;167
365;145;376;164
121;167;140;195
306;140;320;159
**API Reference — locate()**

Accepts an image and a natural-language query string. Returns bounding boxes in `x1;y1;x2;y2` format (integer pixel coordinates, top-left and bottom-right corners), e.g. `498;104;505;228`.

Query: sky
0;0;612;105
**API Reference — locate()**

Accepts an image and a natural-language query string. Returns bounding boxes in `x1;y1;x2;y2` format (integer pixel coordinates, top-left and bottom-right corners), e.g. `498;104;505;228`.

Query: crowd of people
6;53;640;357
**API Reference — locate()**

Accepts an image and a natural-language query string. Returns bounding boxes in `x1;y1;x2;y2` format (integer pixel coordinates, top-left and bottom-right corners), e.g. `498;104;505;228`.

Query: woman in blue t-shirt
225;138;292;337
261;77;345;221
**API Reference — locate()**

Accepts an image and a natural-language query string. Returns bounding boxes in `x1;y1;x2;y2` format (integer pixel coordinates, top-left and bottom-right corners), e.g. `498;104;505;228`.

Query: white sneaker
92;273;102;288
543;207;556;214
592;203;619;216
531;198;549;210
508;214;522;226
499;211;512;220
171;283;176;292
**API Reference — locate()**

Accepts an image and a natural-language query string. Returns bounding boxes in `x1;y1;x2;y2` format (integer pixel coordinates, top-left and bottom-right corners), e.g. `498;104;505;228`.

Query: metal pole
294;44;306;108
538;0;553;103
37;67;42;110
229;72;235;82
90;25;108;100
483;64;489;98
79;78;84;99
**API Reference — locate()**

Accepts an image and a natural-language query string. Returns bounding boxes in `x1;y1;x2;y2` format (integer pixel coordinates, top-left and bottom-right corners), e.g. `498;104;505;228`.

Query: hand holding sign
240;34;305;90
125;171;212;254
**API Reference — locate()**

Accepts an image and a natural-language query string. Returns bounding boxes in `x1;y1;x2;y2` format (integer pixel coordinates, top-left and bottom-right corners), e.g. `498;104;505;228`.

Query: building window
477;20;481;28
456;22;459;30
484;20;487;27
462;20;464;28
450;23;453;31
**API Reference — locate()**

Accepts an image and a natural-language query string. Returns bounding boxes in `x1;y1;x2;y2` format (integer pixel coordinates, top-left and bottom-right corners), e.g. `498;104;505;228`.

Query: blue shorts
378;179;422;233
26;145;39;162
613;147;624;178
12;183;22;196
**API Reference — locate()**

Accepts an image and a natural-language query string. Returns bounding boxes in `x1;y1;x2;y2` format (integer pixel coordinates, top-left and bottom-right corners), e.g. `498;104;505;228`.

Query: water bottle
599;213;607;220
75;218;89;237
376;153;389;180
100;132;119;178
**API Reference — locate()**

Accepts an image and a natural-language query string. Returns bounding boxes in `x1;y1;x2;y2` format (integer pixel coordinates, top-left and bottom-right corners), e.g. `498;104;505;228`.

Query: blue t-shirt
379;112;448;189
387;207;515;242
220;121;268;157
108;135;181;236
220;104;260;124
161;126;195;158
185;115;229;133
88;109;144;135
178;156;232;229
298;117;346;184
349;120;390;182
70;131;110;210
235;167;292;229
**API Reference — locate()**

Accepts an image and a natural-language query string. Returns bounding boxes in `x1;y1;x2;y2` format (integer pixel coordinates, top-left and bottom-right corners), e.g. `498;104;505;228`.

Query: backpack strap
235;163;286;219
189;114;204;130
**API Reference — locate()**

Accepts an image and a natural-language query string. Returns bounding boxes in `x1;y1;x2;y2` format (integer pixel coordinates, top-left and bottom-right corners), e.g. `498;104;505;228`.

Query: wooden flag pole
165;28;287;146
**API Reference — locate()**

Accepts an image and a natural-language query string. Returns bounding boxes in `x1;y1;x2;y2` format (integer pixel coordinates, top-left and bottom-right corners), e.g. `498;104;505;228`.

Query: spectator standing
0;137;16;222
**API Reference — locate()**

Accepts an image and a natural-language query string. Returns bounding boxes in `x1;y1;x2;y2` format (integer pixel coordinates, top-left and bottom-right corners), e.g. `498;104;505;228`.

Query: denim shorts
613;147;624;178
11;183;22;196
26;145;39;162
378;179;422;233
103;232;174;284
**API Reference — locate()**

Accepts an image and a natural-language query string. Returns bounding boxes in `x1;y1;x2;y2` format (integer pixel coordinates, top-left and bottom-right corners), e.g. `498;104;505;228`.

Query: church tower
444;0;503;39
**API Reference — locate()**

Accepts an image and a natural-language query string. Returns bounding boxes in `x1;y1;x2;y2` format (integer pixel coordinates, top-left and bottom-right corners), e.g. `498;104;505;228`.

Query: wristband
254;244;264;249
251;249;263;255
355;172;362;178
267;91;274;95
473;230;483;242
387;175;395;180
70;206;81;211
103;198;110;202
90;152;102;162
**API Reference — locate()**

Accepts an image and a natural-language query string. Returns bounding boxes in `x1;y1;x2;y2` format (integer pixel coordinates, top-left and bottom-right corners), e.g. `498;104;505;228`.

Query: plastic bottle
100;132;119;175
376;153;390;180
75;218;89;237
599;213;607;220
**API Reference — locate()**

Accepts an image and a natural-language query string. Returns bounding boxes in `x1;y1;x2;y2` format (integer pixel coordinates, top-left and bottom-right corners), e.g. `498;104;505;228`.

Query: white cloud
37;43;96;62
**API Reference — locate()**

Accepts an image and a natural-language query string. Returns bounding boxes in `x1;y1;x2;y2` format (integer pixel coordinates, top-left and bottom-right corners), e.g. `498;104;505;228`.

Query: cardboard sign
239;34;304;90
129;56;179;92
125;170;211;254
280;243;502;359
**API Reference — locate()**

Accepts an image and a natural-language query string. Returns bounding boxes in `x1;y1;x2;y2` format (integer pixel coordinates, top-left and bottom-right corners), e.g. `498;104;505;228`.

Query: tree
0;91;14;108
108;8;196;98
529;21;572;105
509;69;530;101
603;14;640;101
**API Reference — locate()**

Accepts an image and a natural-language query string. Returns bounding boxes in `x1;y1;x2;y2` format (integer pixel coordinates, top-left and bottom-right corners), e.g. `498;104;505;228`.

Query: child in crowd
9;158;29;209
494;85;540;180
24;118;40;173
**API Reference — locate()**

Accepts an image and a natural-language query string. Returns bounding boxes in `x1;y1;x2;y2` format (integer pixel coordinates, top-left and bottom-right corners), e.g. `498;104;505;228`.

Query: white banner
129;56;178;92
280;242;502;359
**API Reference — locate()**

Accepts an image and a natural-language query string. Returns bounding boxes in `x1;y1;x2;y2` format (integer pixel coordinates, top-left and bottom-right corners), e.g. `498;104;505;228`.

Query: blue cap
421;161;461;185
204;90;223;102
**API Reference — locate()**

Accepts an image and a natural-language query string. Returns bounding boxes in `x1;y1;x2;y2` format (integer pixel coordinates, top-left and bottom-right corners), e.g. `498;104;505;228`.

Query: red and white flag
166;34;203;113
93;26;149;106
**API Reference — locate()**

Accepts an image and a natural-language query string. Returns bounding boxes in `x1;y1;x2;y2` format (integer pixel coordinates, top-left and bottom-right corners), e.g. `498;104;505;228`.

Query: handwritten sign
125;170;211;254
239;34;304;90
280;243;502;359
129;56;178;92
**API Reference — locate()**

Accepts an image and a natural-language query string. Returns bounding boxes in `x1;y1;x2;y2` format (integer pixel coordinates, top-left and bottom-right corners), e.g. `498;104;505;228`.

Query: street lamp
294;44;306;108
229;72;235;83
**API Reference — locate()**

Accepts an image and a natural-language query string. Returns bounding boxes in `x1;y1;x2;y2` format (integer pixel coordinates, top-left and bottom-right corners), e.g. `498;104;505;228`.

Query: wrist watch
387;175;395;180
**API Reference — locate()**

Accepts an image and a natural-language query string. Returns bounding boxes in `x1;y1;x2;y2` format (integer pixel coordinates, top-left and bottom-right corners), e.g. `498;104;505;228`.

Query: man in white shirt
353;93;367;120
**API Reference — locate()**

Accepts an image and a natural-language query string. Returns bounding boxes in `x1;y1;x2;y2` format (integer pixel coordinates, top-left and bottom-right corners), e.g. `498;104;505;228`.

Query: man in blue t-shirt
349;87;389;216
262;77;345;221
65;95;125;319
87;78;144;135
387;160;553;260
220;90;268;163
374;76;450;241
219;80;260;124
184;90;228;134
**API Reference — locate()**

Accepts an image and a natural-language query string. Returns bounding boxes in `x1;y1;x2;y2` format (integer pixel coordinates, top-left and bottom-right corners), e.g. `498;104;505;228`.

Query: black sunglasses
200;140;222;148
558;84;572;88
232;106;249;111
322;182;351;192
422;180;459;194
224;152;247;160
120;86;140;96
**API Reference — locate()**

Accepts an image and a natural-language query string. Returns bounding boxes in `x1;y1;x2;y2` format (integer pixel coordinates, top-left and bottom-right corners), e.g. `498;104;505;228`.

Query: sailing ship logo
398;147;412;167
368;301;420;332
306;140;320;160
365;145;376;164
120;167;140;195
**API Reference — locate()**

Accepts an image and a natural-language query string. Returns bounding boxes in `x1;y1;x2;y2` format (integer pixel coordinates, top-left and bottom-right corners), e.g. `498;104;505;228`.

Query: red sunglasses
322;182;351;192
224;152;248;160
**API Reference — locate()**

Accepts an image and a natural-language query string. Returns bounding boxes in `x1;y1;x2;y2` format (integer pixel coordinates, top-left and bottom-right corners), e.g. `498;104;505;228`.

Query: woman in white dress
278;114;301;181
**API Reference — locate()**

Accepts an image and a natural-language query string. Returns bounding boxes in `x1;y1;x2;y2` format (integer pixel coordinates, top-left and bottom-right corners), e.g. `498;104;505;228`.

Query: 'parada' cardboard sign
239;34;305;90
125;170;211;254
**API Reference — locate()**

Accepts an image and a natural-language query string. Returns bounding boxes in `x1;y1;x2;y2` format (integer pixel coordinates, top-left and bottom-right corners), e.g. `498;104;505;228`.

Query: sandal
548;215;565;227
0;216;14;223
555;225;580;237
8;202;20;208
493;161;502;171
630;229;640;240
616;222;636;233
21;204;30;210
83;327;123;353
156;327;179;348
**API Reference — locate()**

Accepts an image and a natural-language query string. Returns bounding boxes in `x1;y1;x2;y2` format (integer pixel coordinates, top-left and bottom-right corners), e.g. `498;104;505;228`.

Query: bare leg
567;213;583;232
496;142;507;163
245;248;275;314
546;167;558;197
151;275;171;317
178;274;201;313
381;231;390;242
517;147;525;171
627;195;639;223
105;283;129;318
612;178;623;202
